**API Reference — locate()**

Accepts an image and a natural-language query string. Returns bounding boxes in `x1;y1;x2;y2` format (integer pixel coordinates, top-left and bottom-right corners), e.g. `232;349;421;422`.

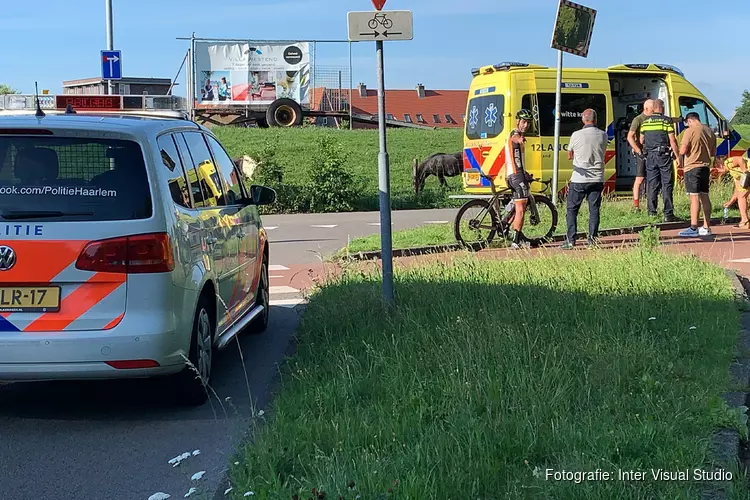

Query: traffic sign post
549;0;596;206
101;50;122;82
347;3;413;306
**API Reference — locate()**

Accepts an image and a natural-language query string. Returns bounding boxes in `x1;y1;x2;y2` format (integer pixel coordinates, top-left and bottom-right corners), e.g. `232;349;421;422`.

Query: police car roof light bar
0;94;188;118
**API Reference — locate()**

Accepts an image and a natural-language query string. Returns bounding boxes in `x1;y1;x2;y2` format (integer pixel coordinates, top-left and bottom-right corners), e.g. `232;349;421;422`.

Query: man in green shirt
626;99;653;211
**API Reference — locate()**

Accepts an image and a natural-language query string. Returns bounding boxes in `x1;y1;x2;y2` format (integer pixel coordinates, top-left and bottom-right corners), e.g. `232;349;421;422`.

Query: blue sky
1;0;746;117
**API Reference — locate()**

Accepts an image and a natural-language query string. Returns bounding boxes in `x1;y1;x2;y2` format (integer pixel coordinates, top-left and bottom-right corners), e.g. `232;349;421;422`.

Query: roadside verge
337;217;741;262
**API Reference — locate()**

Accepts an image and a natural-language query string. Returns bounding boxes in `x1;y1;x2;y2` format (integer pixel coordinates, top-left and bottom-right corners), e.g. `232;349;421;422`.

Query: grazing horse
413;151;463;194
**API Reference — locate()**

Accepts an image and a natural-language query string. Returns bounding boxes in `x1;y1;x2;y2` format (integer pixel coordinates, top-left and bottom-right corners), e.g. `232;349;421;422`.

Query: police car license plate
465;172;480;185
0;286;61;313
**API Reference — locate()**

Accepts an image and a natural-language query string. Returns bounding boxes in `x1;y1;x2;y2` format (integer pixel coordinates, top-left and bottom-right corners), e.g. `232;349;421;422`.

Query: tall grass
227;250;746;499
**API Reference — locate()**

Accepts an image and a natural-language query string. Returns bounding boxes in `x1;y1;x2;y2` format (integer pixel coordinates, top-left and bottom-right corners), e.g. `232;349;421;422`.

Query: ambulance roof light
471;68;481;77
493;62;530;70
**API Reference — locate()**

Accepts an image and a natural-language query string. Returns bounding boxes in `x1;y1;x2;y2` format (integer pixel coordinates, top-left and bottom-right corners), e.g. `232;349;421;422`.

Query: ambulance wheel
266;99;303;127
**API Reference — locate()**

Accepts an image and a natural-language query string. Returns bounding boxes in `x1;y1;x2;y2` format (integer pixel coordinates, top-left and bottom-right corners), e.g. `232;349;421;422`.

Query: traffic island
224;249;749;499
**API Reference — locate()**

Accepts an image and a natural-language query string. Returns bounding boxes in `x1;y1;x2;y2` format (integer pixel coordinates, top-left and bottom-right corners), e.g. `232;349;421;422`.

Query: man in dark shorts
678;111;717;237
627;99;654;211
505;108;534;249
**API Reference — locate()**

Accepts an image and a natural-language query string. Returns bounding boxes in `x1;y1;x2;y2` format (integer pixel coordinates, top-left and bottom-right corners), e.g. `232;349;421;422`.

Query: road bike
454;171;559;250
368;13;393;29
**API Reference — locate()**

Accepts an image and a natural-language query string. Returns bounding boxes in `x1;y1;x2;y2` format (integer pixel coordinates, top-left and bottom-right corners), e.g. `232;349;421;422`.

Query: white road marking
269;265;289;271
368;223;380;226
424;220;449;224
270;298;306;308
264;226;279;230
729;258;750;263
270;286;300;295
270;275;284;279
311;224;338;228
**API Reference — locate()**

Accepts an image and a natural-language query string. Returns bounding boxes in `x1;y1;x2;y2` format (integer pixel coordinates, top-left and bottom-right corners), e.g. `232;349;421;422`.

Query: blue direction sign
101;50;122;80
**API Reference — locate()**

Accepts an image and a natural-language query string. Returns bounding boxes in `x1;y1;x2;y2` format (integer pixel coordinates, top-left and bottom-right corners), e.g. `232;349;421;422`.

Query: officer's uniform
641;113;676;217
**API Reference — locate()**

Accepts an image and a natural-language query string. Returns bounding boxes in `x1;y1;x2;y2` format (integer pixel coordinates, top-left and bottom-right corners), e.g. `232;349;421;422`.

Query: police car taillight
76;233;175;274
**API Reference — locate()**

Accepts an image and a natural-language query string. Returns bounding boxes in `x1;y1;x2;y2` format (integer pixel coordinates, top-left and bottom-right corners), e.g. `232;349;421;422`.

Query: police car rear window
0;136;152;222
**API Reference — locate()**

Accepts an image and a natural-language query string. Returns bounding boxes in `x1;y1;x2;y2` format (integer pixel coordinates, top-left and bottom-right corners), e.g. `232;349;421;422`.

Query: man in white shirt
561;108;610;249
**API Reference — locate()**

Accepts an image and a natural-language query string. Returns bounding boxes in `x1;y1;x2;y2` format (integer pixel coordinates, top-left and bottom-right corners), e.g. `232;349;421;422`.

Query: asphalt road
0;304;303;500
264;207;459;265
0;208;454;500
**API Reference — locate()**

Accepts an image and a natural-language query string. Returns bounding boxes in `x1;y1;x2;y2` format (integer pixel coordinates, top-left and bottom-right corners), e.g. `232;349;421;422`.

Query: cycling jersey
505;129;526;176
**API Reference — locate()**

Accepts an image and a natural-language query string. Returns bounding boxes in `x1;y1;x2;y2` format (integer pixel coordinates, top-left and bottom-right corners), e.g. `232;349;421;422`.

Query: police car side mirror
249;185;277;206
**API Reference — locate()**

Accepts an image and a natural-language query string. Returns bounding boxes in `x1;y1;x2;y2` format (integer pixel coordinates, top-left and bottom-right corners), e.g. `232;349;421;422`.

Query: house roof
312;86;468;128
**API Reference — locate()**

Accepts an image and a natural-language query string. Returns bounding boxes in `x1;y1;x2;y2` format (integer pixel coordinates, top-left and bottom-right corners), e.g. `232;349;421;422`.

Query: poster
193;41;311;106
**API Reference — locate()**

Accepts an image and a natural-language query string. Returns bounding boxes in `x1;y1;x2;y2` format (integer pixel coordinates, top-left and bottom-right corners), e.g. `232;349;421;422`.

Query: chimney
358;82;367;98
416;83;425;99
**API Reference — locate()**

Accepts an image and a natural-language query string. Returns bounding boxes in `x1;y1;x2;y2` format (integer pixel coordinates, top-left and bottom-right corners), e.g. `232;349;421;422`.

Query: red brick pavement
271;223;750;294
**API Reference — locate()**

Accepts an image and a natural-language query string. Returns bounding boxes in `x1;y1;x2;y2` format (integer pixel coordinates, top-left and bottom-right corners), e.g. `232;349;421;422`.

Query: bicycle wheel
383;19;393;29
454;199;501;251
368;18;378;29
521;195;558;246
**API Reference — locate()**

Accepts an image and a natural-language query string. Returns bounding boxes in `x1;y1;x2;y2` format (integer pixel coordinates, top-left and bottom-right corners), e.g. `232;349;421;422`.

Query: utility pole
105;0;115;95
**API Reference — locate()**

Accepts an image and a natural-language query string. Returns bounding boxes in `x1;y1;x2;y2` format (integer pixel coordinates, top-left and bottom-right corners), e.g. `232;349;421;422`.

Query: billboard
193;41;311;106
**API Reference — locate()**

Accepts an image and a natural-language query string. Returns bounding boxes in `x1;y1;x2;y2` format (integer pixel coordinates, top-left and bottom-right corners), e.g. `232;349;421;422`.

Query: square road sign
101;50;122;80
550;0;597;58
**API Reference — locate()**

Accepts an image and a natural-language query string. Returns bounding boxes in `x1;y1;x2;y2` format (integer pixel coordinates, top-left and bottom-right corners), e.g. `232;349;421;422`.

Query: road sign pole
376;39;394;306
552;49;563;206
105;0;115;95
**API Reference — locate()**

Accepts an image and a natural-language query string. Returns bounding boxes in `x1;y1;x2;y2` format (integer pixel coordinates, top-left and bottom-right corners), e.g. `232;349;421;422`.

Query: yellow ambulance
461;62;749;197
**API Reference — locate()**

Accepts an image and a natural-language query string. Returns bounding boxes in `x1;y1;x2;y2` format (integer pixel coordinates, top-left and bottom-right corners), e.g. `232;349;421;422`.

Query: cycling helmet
516;109;533;121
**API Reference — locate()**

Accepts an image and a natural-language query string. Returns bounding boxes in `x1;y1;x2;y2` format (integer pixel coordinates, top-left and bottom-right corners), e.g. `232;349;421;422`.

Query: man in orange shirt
678;112;717;237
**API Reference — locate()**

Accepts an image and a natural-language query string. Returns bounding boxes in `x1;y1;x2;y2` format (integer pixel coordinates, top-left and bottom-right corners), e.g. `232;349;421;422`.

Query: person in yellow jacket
718;153;750;229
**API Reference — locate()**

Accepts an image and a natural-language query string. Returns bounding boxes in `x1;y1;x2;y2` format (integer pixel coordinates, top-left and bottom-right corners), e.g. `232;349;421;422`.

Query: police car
0;94;275;405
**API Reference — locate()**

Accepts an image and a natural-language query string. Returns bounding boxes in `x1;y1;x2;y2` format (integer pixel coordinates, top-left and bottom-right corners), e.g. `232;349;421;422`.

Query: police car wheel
248;256;270;334
173;295;214;406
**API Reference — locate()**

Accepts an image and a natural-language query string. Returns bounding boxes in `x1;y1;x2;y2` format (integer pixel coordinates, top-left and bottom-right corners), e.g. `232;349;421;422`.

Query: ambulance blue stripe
607;122;614;141
717;129;742;157
0;315;19;332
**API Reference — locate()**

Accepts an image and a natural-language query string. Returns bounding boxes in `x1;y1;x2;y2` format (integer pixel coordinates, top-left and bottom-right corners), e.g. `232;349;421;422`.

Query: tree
0;84;19;95
731;90;750;125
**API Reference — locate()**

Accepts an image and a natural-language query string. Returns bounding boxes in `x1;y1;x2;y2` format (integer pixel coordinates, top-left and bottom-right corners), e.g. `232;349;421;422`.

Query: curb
340;216;742;262
703;270;750;499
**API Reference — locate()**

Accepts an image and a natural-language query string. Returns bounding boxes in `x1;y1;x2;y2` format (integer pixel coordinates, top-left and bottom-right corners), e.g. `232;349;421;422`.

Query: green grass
213;126;464;211
228;249;747;499
734;124;750;138
338;179;738;255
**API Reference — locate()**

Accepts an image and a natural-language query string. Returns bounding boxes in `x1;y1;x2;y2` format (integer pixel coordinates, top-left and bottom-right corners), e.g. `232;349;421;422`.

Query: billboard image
193;41;311;106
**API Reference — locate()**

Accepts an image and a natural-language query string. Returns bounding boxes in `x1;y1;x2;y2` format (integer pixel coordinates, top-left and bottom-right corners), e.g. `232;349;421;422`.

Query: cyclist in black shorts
506;108;534;248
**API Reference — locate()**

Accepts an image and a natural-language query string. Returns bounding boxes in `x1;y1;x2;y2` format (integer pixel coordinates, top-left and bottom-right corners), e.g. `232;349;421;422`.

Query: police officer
638;99;681;222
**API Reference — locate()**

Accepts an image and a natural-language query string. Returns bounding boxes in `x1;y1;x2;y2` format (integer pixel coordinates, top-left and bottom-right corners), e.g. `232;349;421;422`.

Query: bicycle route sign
347;10;413;41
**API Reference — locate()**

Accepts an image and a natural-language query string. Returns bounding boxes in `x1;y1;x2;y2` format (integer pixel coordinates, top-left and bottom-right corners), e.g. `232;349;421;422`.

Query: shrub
305;135;362;213
245;141;310;214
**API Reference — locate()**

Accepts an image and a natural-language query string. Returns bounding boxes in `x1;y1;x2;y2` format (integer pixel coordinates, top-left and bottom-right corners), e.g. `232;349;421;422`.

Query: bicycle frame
481;173;552;229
